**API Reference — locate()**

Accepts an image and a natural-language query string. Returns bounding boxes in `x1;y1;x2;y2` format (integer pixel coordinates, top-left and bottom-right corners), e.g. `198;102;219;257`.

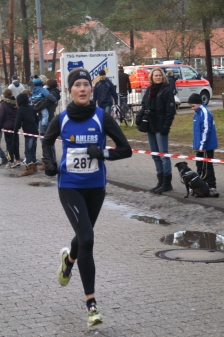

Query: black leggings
58;187;105;295
4;131;20;162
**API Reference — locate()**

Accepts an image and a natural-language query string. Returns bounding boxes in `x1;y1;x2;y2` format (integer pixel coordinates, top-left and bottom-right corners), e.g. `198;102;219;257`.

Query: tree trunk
20;0;30;84
9;0;14;78
202;16;213;89
2;41;9;85
130;29;134;64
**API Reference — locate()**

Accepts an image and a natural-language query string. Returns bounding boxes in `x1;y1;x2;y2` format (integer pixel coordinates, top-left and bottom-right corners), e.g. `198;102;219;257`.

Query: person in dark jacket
136;68;176;193
42;68;132;327
0;88;20;168
118;66;132;105
14;93;39;176
93;69;118;114
166;70;177;95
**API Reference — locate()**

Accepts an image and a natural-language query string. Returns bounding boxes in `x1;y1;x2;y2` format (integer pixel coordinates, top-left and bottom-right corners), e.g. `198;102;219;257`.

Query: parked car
126;62;212;106
201;68;224;79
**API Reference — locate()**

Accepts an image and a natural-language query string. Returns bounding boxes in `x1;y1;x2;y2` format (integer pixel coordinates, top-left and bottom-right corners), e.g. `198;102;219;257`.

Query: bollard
222;93;224;108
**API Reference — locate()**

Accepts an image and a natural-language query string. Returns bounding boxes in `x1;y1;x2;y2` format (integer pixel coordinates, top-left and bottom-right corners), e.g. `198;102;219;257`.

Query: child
31;75;56;133
188;93;219;197
33;78;61;122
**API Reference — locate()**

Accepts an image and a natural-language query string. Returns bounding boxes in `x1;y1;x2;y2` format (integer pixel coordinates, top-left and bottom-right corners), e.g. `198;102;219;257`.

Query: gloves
87;145;104;160
45;162;58;176
160;126;170;135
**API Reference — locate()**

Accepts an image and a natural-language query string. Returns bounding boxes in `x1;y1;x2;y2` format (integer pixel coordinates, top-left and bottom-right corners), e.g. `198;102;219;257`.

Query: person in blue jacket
188;93;219;197
42;68;132;327
93;69;118;114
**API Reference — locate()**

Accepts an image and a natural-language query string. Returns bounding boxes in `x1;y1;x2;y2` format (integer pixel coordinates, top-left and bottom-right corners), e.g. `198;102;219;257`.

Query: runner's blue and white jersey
58;107;106;188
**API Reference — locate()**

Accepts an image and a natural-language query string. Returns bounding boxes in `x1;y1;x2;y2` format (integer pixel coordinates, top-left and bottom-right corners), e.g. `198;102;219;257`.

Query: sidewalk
0;136;224;337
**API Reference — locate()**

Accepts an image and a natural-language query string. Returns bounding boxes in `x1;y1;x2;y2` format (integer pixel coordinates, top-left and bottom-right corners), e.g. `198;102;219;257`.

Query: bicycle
111;95;134;127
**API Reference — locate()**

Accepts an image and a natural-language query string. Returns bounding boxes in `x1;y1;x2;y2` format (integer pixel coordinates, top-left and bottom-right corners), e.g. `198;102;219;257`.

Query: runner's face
152;70;163;84
71;79;92;106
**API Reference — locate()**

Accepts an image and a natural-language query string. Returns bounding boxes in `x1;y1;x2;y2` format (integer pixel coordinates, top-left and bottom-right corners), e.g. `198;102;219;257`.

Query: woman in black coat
136;68;176;193
0;89;20;168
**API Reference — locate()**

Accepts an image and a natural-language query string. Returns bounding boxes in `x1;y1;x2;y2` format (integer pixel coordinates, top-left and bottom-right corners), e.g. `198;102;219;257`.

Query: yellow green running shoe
87;303;103;327
57;247;72;286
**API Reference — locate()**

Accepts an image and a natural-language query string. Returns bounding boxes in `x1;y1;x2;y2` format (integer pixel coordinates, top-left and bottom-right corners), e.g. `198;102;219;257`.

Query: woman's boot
155;174;173;194
150;173;163;192
20;163;34;176
33;161;38;172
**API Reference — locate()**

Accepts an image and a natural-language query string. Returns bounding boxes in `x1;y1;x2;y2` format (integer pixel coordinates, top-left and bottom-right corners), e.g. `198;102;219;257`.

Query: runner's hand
45;162;58;176
87;145;104;160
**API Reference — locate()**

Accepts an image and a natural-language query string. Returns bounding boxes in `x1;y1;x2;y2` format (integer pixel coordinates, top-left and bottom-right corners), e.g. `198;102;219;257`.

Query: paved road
1;133;224;336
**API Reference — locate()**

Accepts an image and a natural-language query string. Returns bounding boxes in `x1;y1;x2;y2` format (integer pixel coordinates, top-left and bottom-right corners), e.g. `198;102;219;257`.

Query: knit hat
68;68;92;92
39;75;48;84
33;75;42;85
188;93;202;104
12;75;17;80
99;69;106;76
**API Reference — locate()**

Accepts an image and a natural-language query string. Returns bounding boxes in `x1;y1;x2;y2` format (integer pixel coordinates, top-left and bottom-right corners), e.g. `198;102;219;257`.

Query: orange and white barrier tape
1;129;224;164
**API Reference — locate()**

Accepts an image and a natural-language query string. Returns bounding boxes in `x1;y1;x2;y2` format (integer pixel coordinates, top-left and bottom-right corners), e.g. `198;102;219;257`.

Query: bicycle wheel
111;106;121;126
124;106;134;126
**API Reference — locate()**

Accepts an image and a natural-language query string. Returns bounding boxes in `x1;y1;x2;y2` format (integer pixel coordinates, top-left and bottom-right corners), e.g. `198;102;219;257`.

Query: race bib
66;147;99;173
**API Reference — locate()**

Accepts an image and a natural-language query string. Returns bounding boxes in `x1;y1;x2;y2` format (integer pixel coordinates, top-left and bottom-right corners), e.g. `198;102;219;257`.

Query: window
218;57;224;67
164;67;182;79
195;58;202;71
182;66;198;80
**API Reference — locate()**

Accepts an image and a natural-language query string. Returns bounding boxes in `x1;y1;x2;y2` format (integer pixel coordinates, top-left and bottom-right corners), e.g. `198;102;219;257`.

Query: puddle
131;215;171;226
28;182;52;187
103;199;171;226
160;231;224;251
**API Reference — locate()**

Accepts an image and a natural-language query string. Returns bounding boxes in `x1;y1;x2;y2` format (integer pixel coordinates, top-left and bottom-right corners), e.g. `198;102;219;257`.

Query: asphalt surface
1;102;224;336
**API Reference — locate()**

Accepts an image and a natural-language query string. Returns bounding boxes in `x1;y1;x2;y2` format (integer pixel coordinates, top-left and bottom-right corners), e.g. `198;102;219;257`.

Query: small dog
174;161;218;198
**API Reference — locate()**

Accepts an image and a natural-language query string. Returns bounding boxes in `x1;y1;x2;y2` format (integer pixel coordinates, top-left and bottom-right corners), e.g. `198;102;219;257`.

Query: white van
124;63;212;106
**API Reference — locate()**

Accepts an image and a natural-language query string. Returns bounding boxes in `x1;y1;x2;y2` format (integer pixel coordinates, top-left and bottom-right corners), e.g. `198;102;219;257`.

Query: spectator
42;68;132;327
118;65;132;104
8;75;25;98
33;78;61;170
31;75;56;134
166;70;177;95
93;69;118;114
136;68;176;193
14;93;39;176
0;88;20;168
188;93;219;197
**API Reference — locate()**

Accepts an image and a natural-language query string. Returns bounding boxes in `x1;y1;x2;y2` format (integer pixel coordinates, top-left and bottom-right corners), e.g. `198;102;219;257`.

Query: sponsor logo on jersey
75;134;98;144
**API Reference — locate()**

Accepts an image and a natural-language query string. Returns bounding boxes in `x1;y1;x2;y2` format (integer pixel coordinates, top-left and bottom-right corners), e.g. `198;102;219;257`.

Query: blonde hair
148;68;168;84
39;75;48;84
